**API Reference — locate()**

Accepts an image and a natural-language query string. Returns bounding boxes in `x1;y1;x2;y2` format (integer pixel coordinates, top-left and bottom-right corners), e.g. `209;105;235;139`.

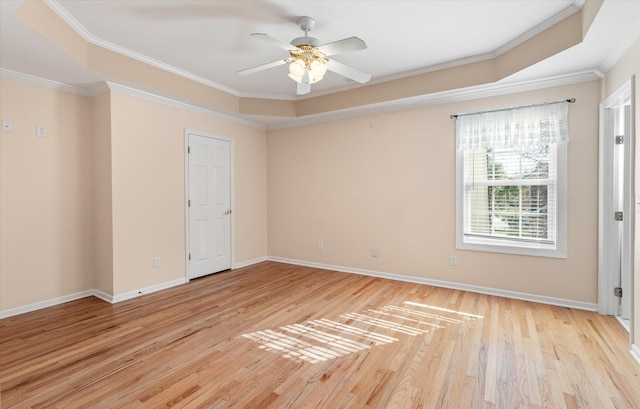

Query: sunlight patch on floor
241;300;482;364
403;301;484;319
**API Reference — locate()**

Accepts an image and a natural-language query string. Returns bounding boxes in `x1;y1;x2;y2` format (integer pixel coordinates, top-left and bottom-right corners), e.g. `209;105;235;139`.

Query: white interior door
188;133;232;279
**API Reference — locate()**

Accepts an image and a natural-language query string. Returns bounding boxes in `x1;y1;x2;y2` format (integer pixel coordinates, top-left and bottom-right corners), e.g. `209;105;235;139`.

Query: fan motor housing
291;36;320;47
297;16;316;31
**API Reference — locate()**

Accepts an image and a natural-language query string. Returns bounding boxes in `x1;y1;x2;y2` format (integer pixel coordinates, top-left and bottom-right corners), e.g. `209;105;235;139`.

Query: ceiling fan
238;16;371;95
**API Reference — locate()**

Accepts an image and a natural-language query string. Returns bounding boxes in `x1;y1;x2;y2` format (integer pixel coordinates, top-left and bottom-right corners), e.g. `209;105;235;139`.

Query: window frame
455;141;567;258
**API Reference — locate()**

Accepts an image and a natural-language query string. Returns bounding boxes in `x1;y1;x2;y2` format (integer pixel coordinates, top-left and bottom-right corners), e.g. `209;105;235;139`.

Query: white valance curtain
456;102;569;150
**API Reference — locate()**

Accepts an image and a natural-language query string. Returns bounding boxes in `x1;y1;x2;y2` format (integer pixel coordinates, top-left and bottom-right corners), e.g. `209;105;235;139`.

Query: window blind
463;145;556;243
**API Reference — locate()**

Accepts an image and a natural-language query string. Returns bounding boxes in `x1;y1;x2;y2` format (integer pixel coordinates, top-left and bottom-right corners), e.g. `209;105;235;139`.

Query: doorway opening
598;77;635;340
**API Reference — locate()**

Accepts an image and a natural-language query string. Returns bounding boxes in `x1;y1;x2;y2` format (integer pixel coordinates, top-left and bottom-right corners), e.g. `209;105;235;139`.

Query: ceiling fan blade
251;33;295;51
297;82;311;95
297;72;311;95
326;59;371;84
237;59;286;76
317;37;367;56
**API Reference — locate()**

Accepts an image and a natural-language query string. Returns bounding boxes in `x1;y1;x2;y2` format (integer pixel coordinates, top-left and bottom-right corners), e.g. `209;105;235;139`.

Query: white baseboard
0;290;94;319
1;257;270;318
268;256;598;312
0;278;188;318
92;289;114;303
615;316;632;333
631;344;640;366
111;278;188;303
234;256;269;269
0;258;600;318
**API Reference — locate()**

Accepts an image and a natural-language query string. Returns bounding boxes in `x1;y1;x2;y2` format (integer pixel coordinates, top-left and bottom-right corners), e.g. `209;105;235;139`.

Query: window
455;102;568;258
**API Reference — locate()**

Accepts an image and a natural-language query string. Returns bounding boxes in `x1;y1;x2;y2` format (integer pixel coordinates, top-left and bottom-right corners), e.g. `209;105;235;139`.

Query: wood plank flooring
1;261;639;408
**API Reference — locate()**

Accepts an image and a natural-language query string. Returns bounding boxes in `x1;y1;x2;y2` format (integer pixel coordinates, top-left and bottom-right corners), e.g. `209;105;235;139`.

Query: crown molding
0;68;93;96
235;90;299;101
42;0;241;97
2;65;600;132
264;70;601;130
492;1;583;57
302;52;497;101
1;67;112;98
2;67;263;130
105;82;265;130
87;82;109;97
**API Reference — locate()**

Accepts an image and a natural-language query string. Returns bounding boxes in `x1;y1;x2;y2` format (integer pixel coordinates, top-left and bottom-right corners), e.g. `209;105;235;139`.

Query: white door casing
620;104;632;321
186;130;233;279
598;76;635;341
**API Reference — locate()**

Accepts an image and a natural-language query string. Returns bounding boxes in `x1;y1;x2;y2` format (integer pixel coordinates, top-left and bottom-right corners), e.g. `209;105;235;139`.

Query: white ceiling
1;0;639;102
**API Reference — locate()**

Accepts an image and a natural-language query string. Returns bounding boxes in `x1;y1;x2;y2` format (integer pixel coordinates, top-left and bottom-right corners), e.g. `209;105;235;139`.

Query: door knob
224;209;232;215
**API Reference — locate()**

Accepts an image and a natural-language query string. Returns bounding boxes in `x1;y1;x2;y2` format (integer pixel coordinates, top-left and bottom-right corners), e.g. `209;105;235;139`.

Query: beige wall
0;79;268;310
0;77;94;310
268;80;600;303
91;91;113;295
109;90;267;296
602;38;640;350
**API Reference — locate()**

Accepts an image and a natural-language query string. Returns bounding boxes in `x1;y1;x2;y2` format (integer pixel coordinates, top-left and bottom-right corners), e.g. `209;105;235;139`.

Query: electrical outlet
317;241;324;251
36;125;46;137
154;257;161;268
371;248;378;257
449;256;457;266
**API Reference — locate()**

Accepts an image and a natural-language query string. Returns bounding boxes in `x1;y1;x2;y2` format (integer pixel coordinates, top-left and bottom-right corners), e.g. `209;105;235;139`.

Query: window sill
457;236;567;259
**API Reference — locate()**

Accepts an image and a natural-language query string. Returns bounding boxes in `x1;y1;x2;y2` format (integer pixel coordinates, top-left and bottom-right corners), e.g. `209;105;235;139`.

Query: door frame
598;77;635;344
184;129;235;280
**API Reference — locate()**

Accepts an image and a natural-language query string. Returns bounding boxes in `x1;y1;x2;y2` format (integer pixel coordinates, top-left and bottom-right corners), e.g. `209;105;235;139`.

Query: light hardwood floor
1;261;639;408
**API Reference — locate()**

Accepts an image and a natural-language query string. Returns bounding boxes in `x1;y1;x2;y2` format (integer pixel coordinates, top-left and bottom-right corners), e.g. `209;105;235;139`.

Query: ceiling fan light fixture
310;59;328;80
288;59;306;82
287;44;329;84
239;16;370;95
287;55;327;84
